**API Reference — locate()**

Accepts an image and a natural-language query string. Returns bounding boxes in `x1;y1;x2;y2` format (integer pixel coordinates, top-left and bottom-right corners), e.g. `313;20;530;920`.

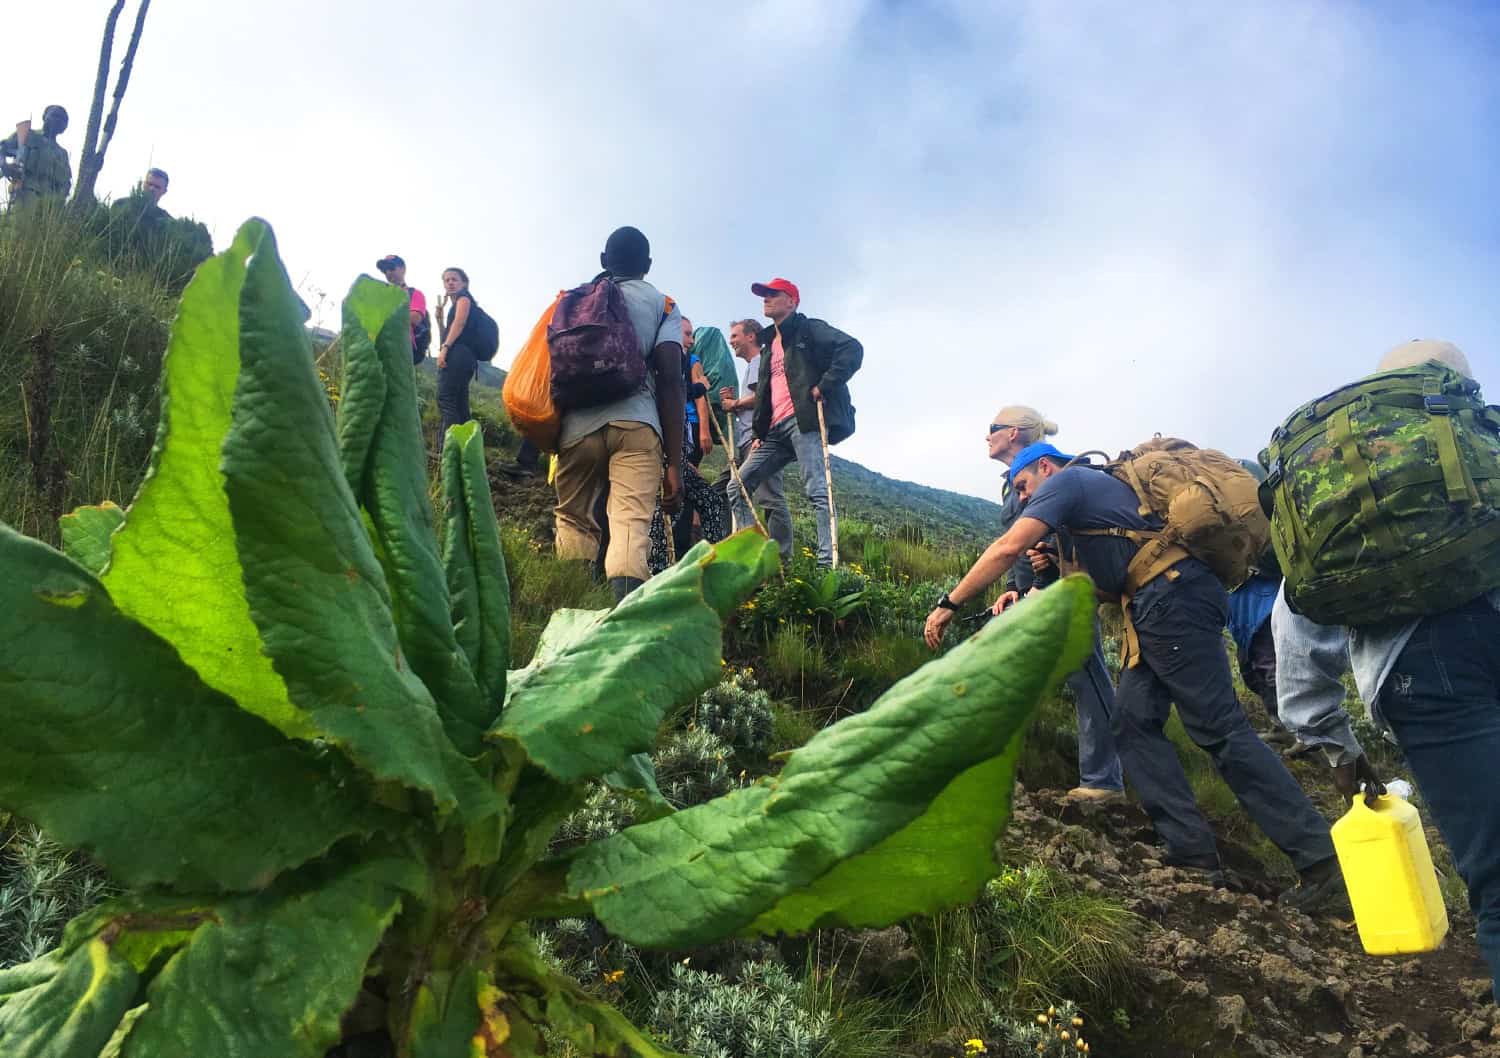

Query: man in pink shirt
731;277;863;568
376;254;431;363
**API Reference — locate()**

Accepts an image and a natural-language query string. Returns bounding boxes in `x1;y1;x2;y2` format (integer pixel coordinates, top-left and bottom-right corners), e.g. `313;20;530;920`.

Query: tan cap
1377;339;1473;378
992;405;1059;440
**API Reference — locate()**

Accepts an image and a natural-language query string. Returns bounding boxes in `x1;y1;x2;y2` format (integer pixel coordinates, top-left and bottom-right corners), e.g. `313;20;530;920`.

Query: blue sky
8;1;1499;498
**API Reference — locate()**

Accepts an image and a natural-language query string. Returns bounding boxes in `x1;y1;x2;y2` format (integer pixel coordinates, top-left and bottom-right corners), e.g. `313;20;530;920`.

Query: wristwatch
935;592;960;612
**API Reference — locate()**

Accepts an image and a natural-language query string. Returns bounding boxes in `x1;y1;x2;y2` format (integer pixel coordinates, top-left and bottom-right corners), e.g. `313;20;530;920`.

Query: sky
7;1;1499;500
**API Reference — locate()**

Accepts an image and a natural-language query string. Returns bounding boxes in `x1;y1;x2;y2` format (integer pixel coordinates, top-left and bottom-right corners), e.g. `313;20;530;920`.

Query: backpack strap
1421;372;1479;505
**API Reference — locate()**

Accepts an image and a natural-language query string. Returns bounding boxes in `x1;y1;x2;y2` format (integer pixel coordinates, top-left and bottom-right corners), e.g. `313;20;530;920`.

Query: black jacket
753;313;863;444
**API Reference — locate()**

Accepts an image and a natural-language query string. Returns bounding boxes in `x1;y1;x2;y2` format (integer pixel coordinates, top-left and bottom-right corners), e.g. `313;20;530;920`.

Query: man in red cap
734;277;863;568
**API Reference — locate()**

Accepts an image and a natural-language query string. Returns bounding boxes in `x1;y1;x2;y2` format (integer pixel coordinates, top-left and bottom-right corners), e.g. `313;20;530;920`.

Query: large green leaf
0;526;385;891
218;222;500;822
99;222;314;740
57;502;123;575
120;857;422;1058
494;532;778;783
0;939;138;1058
566;576;1097;948
339;279;490;754
441;420;511;709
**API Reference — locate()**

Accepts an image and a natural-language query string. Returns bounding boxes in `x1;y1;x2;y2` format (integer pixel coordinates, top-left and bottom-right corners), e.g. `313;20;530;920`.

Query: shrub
692;668;775;758
0;821;112;969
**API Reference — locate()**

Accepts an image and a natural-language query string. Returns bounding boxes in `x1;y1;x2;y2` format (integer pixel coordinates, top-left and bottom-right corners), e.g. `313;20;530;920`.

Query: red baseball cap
751;277;800;305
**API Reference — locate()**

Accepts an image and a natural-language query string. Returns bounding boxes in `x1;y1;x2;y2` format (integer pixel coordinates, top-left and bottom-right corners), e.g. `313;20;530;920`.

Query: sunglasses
988;423;1010;435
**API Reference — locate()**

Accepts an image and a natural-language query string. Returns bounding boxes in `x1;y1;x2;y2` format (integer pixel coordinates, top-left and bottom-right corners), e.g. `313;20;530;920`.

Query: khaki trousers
553;421;661;582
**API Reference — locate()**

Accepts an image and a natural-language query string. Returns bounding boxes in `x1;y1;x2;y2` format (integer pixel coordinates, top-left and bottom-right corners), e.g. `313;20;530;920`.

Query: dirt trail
1002;785;1496;1057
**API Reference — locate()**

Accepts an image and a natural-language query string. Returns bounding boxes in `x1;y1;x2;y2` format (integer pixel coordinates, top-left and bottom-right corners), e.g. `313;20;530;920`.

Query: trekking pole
716;408;768;539
814;400;840;569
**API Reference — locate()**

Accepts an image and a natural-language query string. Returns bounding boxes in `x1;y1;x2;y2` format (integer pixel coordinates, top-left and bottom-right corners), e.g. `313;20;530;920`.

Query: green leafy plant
0;219;1096;1058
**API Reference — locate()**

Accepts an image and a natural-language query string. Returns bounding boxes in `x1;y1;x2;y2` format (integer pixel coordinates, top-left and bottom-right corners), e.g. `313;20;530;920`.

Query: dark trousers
516;438;541;470
437;345;477;441
1238;619;1279;720
1377;600;1500;1001
1114;569;1335;870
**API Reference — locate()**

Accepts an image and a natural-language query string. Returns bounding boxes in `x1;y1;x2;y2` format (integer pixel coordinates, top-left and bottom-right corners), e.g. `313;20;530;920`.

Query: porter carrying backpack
1073;437;1270;596
1260;364;1500;626
547;277;648;411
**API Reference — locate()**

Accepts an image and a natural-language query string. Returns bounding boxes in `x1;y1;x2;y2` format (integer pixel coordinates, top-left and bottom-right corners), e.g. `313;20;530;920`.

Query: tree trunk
97;0;152;163
72;0;128;206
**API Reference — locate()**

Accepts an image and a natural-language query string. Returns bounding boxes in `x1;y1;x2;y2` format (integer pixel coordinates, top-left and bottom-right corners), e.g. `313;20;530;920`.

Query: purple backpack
547;277;648;411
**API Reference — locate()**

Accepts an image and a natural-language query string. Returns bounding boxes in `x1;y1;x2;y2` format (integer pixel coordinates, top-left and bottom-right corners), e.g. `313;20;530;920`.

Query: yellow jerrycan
1331;793;1448;955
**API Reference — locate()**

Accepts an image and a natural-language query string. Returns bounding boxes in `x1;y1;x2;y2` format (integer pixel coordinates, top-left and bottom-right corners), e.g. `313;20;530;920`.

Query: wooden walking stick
815;399;840;569
714;407;768;539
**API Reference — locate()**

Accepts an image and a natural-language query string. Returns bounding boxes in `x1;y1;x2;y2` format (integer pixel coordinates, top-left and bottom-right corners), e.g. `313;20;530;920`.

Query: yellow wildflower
602;969;624;984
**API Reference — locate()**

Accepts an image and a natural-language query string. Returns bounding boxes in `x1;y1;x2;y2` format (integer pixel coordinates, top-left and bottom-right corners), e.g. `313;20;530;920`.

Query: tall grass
910;864;1139;1037
0;200;177;542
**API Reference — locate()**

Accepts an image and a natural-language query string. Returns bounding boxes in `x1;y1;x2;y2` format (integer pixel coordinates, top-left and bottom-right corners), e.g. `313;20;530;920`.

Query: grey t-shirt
734;353;760;448
1018;466;1163;598
559;278;682;449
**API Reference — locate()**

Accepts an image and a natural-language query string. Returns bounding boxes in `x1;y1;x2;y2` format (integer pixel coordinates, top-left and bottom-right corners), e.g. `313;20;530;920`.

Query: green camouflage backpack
1261;363;1500;626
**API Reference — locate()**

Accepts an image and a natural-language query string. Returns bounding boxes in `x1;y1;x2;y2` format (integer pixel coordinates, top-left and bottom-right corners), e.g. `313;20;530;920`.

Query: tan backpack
1072;437;1270;597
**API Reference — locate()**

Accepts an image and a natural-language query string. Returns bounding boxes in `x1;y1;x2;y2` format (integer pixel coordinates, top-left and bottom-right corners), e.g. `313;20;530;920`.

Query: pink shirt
407;286;427;344
769;330;796;426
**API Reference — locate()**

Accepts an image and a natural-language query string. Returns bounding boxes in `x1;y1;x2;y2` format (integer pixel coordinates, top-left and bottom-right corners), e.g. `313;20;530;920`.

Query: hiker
720;317;792;561
660;321;727;560
732;277;863;569
376;255;430;364
681;317;714;465
435;268;482;437
691;322;740;439
987;407;1124;803
1299;339;1500;997
1;106;71;205
551;226;685;601
923;443;1345;909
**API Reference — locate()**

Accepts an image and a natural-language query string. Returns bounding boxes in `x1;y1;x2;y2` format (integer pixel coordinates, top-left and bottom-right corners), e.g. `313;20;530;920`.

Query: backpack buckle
1424;395;1452;415
1265;460;1282;490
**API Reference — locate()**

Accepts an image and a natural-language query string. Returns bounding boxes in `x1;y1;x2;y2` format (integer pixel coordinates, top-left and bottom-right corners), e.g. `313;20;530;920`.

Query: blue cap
1009;442;1074;476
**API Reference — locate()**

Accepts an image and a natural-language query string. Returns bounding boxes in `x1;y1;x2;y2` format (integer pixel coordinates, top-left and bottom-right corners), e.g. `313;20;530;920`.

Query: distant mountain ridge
775;453;1002;550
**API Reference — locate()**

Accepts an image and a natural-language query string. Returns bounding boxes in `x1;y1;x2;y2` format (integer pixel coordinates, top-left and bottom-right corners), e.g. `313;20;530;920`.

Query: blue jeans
1115;568;1335;870
1272;588;1365;765
732;439;794;564
1069;630;1124;791
1376;599;1500;1001
733;417;832;567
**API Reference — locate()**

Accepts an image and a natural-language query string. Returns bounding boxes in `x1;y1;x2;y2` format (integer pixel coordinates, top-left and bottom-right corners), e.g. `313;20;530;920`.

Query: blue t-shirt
1017;466;1163;597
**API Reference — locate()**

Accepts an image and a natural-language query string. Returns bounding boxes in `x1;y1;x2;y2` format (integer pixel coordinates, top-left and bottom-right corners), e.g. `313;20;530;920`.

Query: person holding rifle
1;105;72;205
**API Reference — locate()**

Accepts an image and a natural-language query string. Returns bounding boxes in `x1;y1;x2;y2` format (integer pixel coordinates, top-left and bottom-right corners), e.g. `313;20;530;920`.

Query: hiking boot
1280;856;1351;915
1064;786;1126;804
609;576;644;604
1162;850;1222;873
499;460;538;480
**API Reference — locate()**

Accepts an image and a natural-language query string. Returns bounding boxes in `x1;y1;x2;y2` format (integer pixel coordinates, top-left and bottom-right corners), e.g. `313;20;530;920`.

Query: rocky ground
987;785;1496;1058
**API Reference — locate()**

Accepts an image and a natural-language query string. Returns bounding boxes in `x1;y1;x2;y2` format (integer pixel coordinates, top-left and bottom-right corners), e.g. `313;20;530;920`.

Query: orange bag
503;294;562;452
